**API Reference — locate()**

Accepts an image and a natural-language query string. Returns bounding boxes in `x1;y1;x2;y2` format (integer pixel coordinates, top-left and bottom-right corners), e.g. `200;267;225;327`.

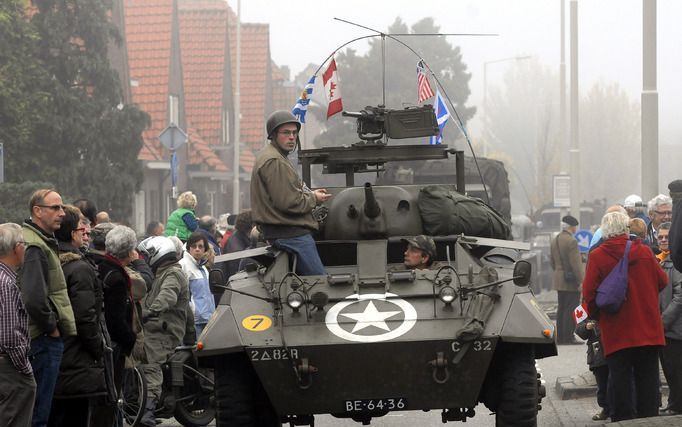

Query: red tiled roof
124;0;173;162
187;128;228;171
227;18;270;150
178;0;227;147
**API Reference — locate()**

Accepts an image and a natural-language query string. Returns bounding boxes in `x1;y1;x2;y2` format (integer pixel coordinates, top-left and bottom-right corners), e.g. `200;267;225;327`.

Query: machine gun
342;104;440;144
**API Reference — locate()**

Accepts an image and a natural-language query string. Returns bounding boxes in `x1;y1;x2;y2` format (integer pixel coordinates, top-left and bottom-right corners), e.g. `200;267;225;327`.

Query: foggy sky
230;0;682;145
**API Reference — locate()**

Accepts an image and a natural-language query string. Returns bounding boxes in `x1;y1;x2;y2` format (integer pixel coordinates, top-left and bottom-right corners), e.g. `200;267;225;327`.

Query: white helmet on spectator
138;236;177;268
623;194;642;208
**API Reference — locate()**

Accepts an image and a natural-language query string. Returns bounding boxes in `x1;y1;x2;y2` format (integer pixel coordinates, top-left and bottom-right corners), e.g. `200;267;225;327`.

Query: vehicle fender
499;292;558;358
195;305;244;358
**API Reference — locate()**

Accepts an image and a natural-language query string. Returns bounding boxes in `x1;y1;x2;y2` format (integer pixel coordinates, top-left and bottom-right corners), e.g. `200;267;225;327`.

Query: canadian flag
322;58;343;119
573;302;588;324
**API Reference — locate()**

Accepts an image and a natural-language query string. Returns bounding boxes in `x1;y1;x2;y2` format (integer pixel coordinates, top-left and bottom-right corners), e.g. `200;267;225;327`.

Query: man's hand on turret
313;189;332;204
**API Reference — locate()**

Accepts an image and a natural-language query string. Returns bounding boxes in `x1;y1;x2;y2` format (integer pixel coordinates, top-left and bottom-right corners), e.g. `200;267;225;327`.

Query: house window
169;95;179;125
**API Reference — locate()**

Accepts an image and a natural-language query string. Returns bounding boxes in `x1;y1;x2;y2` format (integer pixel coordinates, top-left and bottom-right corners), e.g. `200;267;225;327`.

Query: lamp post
482;55;532;156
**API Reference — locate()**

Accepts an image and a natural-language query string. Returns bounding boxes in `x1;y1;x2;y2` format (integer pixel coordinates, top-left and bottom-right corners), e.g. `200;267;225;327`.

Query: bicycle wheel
173;363;215;427
119;366;147;426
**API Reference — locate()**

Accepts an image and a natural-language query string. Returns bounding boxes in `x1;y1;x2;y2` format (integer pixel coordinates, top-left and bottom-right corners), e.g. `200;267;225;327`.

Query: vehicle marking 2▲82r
451;339;493;353
344;398;406;413
250;348;299;362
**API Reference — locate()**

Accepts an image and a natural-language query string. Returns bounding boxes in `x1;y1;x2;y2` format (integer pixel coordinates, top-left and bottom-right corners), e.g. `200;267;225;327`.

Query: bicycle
117;345;215;427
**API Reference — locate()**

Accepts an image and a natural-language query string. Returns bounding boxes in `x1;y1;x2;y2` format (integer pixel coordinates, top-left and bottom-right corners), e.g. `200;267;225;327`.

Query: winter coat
582;234;668;357
660;256;682;340
223;229;252;278
20;220;76;338
179;251;215;324
575;319;607;369
250;142;318;239
550;230;584;292
53;243;106;398
96;254;137;356
143;262;189;364
165;208;197;241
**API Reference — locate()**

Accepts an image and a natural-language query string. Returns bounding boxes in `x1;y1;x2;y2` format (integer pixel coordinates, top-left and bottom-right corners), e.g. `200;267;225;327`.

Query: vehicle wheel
173;363;216;427
494;346;539;427
214;353;281;427
118;366;147;426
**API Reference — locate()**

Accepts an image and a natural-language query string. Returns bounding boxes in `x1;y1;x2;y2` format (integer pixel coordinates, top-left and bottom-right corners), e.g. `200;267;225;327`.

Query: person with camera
550;215;584;344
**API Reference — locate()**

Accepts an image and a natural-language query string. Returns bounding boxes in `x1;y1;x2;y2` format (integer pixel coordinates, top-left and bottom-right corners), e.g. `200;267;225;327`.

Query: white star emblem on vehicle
325;293;417;343
341;301;401;333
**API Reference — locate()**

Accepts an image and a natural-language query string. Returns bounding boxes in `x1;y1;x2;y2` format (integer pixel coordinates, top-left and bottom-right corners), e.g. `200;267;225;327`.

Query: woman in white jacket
179;231;216;337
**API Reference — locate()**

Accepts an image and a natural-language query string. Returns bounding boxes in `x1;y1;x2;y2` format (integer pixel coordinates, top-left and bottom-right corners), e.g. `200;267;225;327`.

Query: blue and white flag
292;76;316;123
429;89;450;145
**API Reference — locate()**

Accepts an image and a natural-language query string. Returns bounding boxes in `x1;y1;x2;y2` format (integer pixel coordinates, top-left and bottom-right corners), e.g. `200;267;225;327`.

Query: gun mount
342;104;440;143
299;105;465;189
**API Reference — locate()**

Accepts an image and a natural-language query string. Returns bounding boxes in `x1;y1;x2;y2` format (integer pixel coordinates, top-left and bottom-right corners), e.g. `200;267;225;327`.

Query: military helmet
266;110;301;140
401;235;437;260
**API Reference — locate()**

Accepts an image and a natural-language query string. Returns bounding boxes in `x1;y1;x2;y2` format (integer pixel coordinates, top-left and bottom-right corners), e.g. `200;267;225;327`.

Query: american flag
417;60;435;103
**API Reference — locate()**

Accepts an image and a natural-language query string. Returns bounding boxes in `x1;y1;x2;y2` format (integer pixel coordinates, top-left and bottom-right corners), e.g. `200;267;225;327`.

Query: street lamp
482;55;532;156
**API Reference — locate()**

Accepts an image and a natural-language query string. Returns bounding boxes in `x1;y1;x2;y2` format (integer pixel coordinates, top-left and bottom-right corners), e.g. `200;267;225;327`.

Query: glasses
278;130;299;137
658;235;669;241
74;228;90;236
655;210;673;216
190;243;205;250
37;204;65;211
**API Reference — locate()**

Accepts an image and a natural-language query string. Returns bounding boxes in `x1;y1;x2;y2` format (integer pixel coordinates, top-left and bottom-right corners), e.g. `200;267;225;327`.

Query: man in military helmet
250;110;332;276
402;235;437;270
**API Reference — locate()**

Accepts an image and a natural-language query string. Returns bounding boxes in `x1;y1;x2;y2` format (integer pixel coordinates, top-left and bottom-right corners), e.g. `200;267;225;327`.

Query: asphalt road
160;343;610;427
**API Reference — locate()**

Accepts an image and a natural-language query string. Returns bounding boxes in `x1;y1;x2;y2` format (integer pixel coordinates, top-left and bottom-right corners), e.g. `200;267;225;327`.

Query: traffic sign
575;229;593;253
159;123;187;151
553;175;570;208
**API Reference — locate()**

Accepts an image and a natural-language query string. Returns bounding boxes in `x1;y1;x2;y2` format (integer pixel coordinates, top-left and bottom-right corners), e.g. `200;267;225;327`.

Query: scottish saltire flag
429;89;450;145
292;76;316;123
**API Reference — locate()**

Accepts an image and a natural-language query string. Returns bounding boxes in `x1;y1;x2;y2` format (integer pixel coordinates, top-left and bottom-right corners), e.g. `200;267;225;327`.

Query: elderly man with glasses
647;194;673;255
20;189;76;427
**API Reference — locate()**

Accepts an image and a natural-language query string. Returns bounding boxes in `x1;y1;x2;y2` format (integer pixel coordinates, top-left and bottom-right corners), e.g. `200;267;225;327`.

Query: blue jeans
28;335;64;427
273;233;326;276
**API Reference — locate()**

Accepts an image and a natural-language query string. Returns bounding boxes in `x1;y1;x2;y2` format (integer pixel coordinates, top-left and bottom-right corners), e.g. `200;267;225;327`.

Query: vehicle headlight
286;291;305;311
438;286;457;304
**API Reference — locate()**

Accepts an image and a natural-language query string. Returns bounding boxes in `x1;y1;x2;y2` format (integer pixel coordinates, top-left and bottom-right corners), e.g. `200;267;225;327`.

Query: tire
214;353;281;427
173;363;216;427
494;346;539;427
118;366;147;426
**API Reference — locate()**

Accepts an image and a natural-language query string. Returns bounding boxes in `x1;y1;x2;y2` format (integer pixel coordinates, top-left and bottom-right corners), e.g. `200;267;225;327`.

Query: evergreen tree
1;0;148;220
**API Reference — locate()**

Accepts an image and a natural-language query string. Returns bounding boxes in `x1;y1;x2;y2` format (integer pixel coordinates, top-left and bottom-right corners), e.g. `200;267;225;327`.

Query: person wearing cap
402;235;437;270
623;194;648;222
250;111;332;276
550;215;584;344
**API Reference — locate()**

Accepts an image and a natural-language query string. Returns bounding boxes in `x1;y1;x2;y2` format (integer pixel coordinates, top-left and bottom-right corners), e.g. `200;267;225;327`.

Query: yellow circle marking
242;315;273;332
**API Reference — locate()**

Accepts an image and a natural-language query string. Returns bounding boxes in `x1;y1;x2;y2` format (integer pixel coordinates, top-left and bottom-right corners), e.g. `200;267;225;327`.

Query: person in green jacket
164;191;198;242
19;189;76;427
251;111;332;276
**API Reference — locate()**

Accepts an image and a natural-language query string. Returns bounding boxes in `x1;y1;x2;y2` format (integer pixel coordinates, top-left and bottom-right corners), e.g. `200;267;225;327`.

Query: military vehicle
198;104;557;426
